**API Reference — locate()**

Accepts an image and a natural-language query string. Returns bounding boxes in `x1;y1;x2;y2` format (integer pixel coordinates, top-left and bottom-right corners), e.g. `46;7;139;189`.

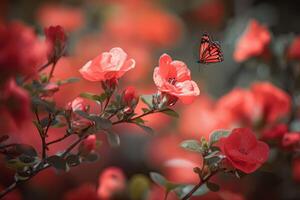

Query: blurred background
1;0;300;199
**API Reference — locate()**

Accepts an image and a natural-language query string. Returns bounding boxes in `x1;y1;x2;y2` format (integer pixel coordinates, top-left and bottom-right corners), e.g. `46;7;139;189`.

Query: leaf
142;108;150;113
84;152;99;162
66;154;81;167
209;130;231;145
180;140;203;153
175;184;209;198
205;156;222;166
74;110;90;118
32;97;56;113
57;77;80;85
132;117;145;125
15;144;37;157
80;92;107;103
129;174;150;200
135;124;154;135
47;155;67;171
206;182;220;192
161;108;179;118
150;172;167;186
141;95;153;109
88;115;112;130
106;130;120;147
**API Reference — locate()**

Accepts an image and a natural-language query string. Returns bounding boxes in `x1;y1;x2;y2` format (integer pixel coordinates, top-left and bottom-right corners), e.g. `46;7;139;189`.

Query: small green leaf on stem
47;155;67;171
180;140;203;153
106;130;120;147
206;182;220;192
209;129;230;145
141;95;153;109
135;124;154;135
150;172;167;186
160;108;179;118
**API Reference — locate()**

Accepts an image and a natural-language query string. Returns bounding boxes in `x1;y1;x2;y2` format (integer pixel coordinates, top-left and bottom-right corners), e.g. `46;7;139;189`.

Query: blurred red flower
0;186;21;200
251;82;291;124
97;167;126;200
147;185;178;200
0;79;31;127
234;19;271;62
79;47;135;82
281;132;300;150
261;123;288;140
37;4;84;32
79;134;97;155
292;157;300;182
219;128;269;173
44;25;67;63
64;184;99;200
153;53;200;104
0;21;47;84
287;36;300;60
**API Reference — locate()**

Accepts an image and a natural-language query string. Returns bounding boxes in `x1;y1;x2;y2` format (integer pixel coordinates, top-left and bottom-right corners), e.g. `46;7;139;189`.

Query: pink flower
234;19;271;62
0;79;31;126
153;53;200;104
79;135;97;155
251;82;291;123
97;167;126;200
262;123;288;140
282;132;300;150
79;47;135;82
44;25;67;62
0;21;47;83
63;184;99;200
66;97;86;112
218;128;269;173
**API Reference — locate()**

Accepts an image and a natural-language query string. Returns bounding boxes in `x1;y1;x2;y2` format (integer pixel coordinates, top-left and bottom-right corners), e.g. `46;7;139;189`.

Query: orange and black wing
198;34;223;64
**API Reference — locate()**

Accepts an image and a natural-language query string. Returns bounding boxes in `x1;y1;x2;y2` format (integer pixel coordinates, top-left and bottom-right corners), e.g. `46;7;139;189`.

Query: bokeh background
1;0;300;199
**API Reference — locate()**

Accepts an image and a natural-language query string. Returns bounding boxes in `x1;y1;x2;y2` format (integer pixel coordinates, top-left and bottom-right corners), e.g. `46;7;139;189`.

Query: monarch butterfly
197;33;223;64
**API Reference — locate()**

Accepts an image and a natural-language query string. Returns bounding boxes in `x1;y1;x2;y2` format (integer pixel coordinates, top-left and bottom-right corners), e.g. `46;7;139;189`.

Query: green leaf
161;108;179;118
205;156;222;166
74;110;90;118
135;124;154;135
209;129;231;145
57;77;80;85
84;152;99;162
150;172;167;186
141;95;153;109
142;108;150;113
132;117;145;125
47;155;67;171
15;144;37;157
88;115;112;130
206;182;220;192
66;154;81;167
106;130;120;147
80;92;107;103
176;184;209;198
32;97;56;113
129;174;150;200
180;140;203;153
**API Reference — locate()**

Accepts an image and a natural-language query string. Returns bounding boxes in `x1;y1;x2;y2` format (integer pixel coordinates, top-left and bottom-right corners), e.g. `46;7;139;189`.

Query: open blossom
153;54;200;104
97;167;126;200
287;36;300;60
44;25;67;62
218;128;269;173
0;79;31;126
79;47;135;82
251;82;291;123
0;21;47;84
234;19;271;62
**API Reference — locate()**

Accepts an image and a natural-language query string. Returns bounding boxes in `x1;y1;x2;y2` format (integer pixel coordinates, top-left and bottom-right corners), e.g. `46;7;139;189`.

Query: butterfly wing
198;34;223;64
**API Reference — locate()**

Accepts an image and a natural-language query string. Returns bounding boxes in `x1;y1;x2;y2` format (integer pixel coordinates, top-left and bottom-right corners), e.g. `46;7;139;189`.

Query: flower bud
79;135;97;155
282;132;300;150
44;25;66;63
122;86;138;106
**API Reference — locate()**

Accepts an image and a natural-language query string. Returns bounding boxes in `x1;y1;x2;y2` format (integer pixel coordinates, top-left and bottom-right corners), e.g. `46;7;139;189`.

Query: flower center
168;77;177;85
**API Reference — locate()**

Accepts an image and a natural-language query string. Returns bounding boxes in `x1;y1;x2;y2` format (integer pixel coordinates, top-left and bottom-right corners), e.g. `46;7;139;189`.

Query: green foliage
180;140;203;153
209;129;230;145
47;155;67;171
160;108;179;118
105;130;120;147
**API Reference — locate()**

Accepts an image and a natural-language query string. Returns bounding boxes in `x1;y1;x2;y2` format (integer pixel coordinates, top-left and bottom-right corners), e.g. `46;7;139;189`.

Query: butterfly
197;33;223;64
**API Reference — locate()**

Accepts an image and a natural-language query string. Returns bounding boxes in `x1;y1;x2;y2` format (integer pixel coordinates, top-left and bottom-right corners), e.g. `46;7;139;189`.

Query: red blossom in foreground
0;79;31;126
0;21;47;84
234;19;271;62
262;123;288;140
218;128;269;173
63;184;99;200
79;47;135;82
44;25;67;62
287;36;300;60
153;53;200;104
251;82;291;124
97;167;126;200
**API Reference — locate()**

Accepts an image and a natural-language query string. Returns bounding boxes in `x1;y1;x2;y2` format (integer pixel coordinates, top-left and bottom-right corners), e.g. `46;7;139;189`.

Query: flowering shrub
1;1;300;199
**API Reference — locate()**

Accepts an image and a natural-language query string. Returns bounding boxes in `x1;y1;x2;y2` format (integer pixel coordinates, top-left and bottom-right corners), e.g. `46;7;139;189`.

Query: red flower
79;134;97;155
234;19;271;62
281;132;300;150
122;86;138;106
44;25;67;62
0;79;31;126
0;21;47;83
97;167;126;200
79;47;135;82
64;184;99;200
251;82;291;123
219;128;269;173
292;158;300;182
262;123;288;140
287;36;300;60
153;54;200;104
